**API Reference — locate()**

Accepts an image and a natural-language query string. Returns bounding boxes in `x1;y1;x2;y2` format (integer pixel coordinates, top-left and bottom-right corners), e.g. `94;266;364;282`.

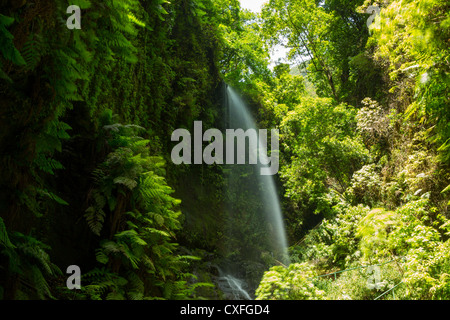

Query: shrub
255;263;325;300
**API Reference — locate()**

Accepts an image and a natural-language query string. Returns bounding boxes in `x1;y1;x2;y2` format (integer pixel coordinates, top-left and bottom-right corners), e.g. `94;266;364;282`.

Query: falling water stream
219;84;290;299
216;267;253;300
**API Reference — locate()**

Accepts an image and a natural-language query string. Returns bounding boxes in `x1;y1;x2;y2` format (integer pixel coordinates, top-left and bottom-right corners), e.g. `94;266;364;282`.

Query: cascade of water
215;267;253;300
219;275;252;300
218;86;290;299
225;85;289;264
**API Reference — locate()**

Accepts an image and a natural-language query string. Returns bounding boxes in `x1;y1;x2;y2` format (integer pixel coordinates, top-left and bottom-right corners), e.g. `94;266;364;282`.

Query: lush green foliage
255;263;325;300
81;114;212;299
0;0;226;300
255;0;450;300
0;0;449;301
279;97;369;233
258;199;450;300
370;0;450;162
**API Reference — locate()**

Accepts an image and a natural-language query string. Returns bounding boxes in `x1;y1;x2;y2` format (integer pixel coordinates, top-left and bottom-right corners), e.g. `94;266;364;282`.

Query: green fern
84;206;105;236
82;268;128;300
98;239;141;270
82;115;208;299
115;229;147;246
95;248;109;264
36;188;69;206
20;33;44;71
29;265;53;299
34;120;71;175
106;290;125;300
127;11;146;28
34;154;65;175
0;217;14;249
13;233;58;276
113;176;138;190
125;272;144;300
1;232;60;299
0;14;26;82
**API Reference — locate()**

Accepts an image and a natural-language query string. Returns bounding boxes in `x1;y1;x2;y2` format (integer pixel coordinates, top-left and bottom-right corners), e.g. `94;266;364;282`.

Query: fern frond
127;11;146;28
37;188;69;205
29;265;52;299
20;33;43;71
91;168;106;183
141;255;156;272
126;272;144;299
103;123;123;132
17;243;52;275
127;290;143;300
0;14;26;66
101;240;123;254
113;176;138;190
145;227;170;238
82;267;110;281
84;207;105;236
125;220;139;230
95;249;109;264
0;217;14;248
115;229;147;246
34;154;65;175
106;290;125;300
121;244;140;269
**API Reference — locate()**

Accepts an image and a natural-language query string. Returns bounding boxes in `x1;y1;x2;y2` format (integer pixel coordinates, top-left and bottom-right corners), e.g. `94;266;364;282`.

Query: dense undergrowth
254;0;450;300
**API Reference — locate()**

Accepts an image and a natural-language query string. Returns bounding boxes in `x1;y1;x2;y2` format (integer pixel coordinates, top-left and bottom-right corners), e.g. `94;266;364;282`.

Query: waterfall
219;84;290;298
216;267;252;300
